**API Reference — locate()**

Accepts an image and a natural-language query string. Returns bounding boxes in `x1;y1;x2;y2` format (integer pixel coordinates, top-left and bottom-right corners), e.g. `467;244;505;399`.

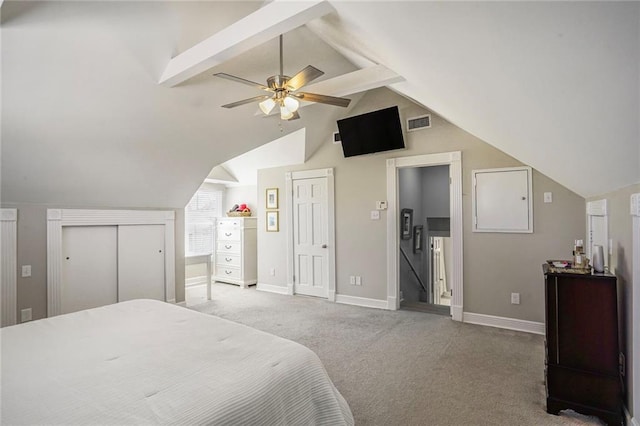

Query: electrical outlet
511;293;520;305
21;308;32;322
370;210;380;220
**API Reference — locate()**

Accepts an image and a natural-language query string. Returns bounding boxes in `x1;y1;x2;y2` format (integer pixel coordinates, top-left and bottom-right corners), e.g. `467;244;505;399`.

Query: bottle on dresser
573;239;585;268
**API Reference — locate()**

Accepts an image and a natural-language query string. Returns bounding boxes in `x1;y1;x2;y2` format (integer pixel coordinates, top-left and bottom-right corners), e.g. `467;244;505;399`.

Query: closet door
61;226;118;314
117;225;165;302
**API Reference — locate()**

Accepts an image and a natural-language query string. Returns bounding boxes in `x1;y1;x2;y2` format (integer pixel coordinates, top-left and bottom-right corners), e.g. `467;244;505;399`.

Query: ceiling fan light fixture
280;104;294;120
259;98;276;115
283;95;299;113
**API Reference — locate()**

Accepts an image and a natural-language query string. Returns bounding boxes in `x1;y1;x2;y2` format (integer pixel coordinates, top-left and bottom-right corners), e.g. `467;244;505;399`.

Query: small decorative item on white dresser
214;217;257;288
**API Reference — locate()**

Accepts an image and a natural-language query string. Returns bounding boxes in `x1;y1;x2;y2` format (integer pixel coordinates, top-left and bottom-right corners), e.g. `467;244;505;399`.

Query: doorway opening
398;166;451;316
386;151;463;320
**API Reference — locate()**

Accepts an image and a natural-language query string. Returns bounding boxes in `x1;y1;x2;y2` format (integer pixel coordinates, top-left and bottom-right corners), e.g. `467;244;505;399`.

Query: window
185;186;223;255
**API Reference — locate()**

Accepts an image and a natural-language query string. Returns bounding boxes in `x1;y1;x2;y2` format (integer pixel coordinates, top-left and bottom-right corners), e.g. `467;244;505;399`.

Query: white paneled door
293;177;329;298
61;226;118;314
118;225;165;302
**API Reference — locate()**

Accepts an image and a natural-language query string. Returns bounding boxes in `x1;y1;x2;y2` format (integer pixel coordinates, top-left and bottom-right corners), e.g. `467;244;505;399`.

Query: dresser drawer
216;253;240;267
217;219;242;228
216;267;241;280
217;228;241;241
217;241;241;253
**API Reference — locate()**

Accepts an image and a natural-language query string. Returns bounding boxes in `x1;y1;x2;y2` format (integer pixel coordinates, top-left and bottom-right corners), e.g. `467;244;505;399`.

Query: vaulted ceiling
2;1;638;208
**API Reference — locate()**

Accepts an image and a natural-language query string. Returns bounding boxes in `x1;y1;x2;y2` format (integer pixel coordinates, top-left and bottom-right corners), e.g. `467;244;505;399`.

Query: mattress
1;299;353;425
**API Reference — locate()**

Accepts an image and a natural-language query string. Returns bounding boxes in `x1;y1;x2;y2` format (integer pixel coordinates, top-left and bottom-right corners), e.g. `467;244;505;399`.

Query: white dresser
214;217;257;288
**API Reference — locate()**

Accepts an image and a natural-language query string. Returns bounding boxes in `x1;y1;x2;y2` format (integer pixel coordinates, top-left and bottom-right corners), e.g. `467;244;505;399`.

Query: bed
1;299;353;425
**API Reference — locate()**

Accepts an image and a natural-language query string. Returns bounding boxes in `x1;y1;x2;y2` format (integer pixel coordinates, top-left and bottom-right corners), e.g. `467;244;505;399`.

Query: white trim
631;192;640;423
624;404;637;426
257;283;290;295
586;198;609;266
285;168;336;301
46;209;176;317
1;209;18;327
386;151;463;320
335;294;388;310
463;312;545;335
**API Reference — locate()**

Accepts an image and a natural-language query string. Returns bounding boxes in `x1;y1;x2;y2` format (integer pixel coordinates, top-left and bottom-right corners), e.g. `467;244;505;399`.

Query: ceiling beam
159;0;334;87
301;64;404;97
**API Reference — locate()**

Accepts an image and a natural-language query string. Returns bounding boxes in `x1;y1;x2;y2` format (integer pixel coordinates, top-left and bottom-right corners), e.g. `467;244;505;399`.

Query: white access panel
61;226;118;314
472;167;533;233
117;225;165;302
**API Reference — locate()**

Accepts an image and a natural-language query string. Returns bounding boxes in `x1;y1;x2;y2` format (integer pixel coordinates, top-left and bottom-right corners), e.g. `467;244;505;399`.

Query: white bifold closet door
117;224;165;302
61;224;165;315
61;226;118;314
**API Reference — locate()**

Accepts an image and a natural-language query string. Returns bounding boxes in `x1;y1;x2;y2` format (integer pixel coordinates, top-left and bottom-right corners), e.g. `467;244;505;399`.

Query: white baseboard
463;312;544;335
256;283;290;295
451;305;463;322
624;405;637;426
336;294;388;310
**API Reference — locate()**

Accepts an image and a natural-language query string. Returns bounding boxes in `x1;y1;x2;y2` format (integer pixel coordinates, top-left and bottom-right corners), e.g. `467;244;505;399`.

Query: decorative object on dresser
543;264;623;426
214;217;257;288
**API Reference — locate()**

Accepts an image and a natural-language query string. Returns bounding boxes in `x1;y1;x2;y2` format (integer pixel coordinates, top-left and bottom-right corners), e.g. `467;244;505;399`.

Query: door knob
322;244;327;248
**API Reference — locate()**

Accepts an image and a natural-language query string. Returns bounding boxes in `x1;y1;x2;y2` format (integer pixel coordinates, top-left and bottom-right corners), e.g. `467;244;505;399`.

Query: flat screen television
337;106;405;158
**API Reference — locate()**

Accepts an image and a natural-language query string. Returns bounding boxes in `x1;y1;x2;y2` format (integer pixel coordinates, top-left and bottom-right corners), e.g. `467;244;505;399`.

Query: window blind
185;187;223;255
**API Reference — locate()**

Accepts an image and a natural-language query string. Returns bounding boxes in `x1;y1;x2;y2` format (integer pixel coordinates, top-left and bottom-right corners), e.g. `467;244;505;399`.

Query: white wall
224;185;257;214
257;87;586;322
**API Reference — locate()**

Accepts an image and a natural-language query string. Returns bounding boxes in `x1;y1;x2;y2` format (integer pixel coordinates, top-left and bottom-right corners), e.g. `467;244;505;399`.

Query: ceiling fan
214;35;351;121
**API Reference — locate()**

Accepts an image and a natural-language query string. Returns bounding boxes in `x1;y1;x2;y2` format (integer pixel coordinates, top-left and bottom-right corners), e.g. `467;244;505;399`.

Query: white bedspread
1;299;353;425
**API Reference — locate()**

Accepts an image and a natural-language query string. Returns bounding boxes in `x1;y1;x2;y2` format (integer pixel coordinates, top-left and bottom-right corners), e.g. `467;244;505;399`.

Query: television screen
337;106;405;158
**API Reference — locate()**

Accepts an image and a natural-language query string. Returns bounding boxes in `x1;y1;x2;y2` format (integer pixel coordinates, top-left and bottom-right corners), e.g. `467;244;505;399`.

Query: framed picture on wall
266;211;279;232
413;225;423;253
401;208;413;240
266;188;279;209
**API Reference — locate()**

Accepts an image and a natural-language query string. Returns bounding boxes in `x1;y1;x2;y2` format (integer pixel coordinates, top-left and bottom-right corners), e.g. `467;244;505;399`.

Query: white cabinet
214;217;257;288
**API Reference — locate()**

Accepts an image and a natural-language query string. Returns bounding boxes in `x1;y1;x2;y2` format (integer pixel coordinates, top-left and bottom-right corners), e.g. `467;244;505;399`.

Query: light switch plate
21;265;32;278
370;210;380;220
543;192;552;203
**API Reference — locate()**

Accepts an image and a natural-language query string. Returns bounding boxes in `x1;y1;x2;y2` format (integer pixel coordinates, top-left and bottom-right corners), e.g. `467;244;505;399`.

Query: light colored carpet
186;283;605;426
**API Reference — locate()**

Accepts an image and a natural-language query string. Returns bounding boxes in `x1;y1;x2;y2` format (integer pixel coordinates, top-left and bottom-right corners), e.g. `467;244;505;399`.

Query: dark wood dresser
543;265;623;425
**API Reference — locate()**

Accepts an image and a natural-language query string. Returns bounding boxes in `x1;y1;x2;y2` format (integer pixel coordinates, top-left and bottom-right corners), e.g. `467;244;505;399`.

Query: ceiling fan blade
213;73;271;91
286;111;301;121
294;92;351;108
221;95;272;109
286;66;324;91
